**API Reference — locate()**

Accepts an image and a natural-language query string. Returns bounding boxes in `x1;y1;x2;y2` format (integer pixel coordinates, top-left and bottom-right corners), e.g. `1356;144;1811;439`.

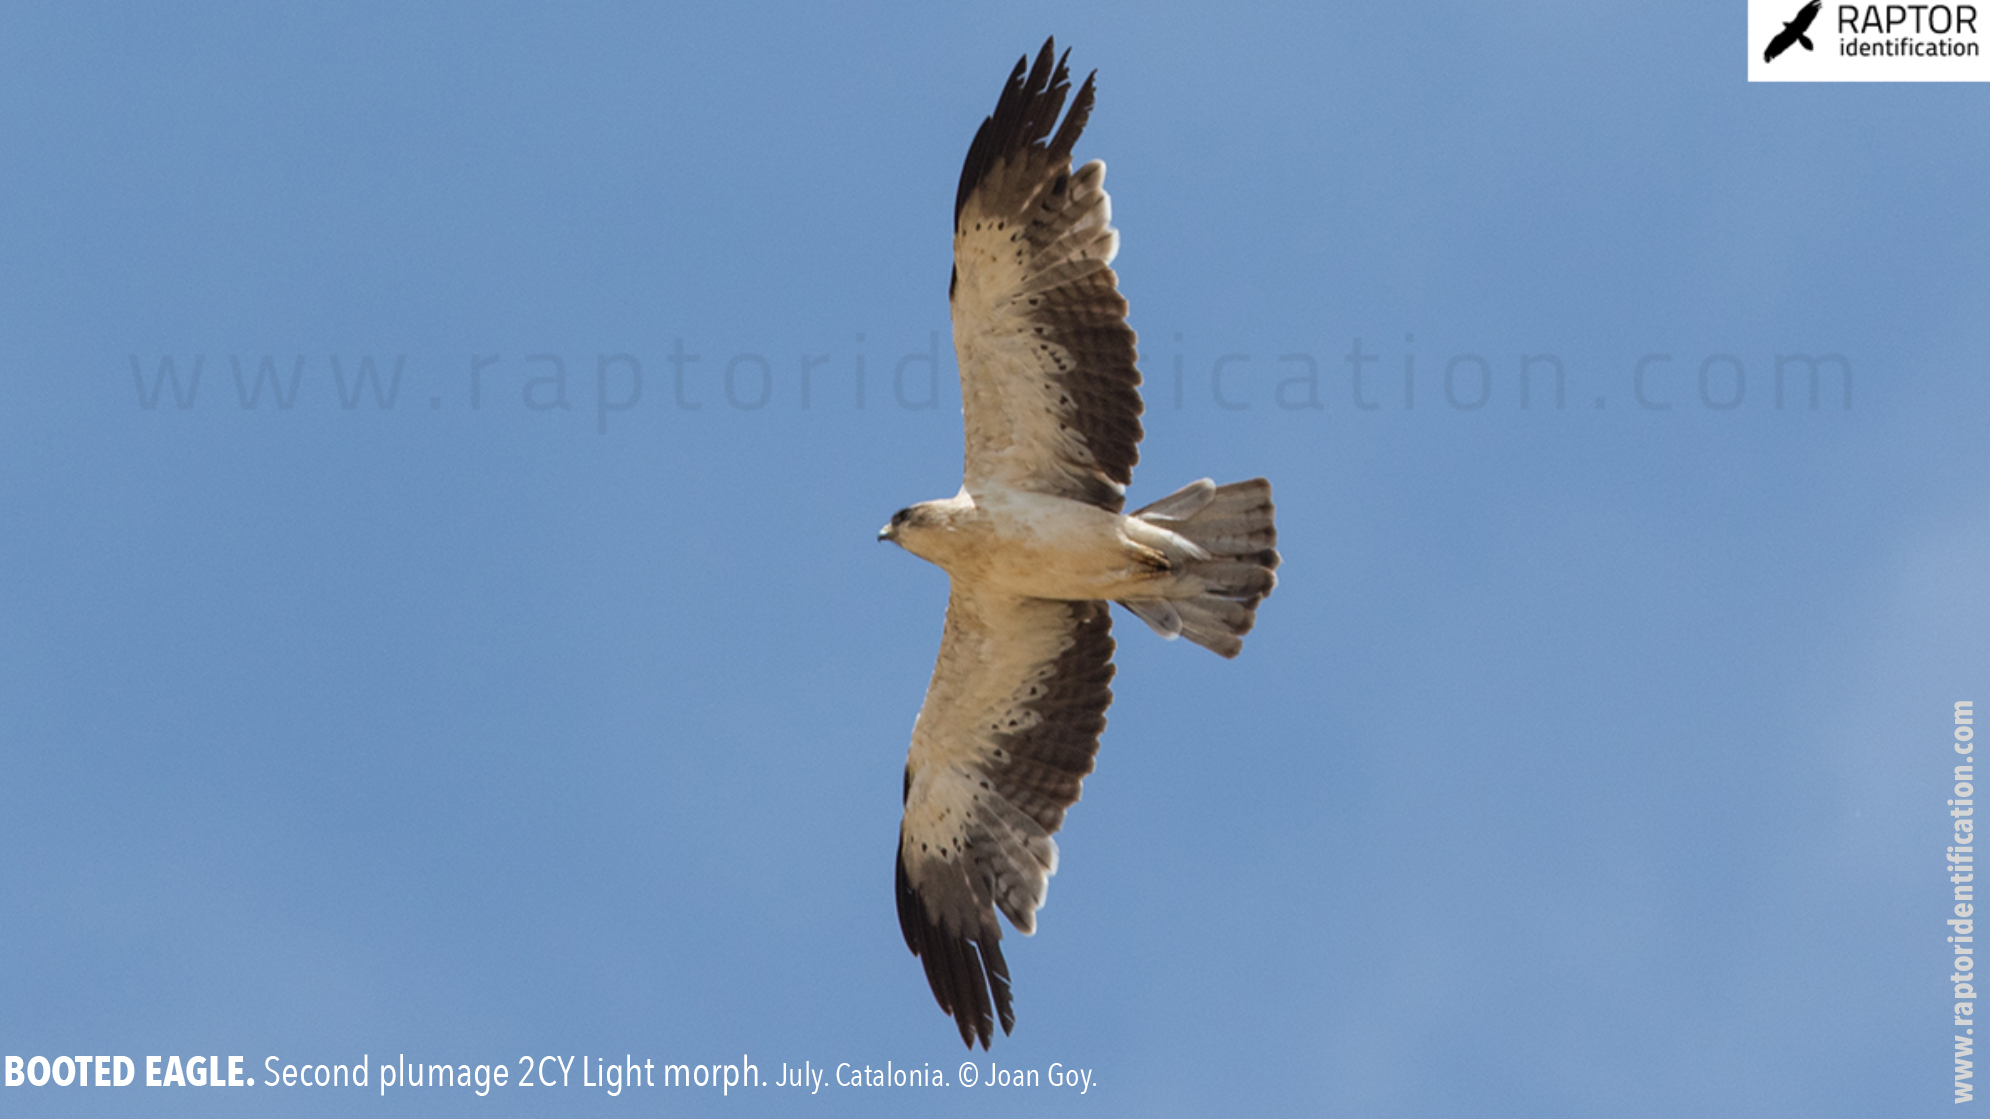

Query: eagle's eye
892;508;911;526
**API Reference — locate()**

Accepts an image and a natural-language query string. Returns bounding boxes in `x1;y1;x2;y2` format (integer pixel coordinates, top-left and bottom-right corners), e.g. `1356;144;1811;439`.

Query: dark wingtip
1048;69;1095;166
954;37;1093;228
896;841;1013;1049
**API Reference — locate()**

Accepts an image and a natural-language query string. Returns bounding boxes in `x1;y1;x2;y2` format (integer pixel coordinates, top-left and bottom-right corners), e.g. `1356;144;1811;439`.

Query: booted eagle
879;38;1280;1049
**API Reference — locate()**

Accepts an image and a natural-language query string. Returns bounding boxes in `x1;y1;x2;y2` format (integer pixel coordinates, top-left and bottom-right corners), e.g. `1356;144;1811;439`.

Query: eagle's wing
897;587;1114;1048
950;39;1143;513
1793;0;1822;33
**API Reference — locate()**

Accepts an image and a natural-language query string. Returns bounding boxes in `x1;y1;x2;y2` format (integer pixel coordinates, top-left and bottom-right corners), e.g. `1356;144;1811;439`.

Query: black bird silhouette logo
1764;0;1823;62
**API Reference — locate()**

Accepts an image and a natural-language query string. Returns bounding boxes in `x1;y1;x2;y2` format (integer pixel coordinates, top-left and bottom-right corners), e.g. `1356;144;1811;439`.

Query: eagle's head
877;500;952;558
878;504;924;545
879;492;977;568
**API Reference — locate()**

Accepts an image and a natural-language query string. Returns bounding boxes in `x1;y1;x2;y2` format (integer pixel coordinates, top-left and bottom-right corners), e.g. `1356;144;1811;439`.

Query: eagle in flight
1764;0;1822;62
879;38;1280;1048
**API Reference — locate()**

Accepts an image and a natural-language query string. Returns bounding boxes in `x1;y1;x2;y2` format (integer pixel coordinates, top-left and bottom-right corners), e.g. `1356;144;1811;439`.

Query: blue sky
3;2;1986;1116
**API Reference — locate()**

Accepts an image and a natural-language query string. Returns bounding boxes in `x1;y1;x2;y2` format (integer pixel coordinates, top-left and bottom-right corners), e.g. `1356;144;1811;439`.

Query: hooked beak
878;523;896;543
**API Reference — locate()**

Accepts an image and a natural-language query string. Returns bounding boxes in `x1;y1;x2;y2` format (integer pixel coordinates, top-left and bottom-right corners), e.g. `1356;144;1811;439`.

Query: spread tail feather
1119;478;1279;657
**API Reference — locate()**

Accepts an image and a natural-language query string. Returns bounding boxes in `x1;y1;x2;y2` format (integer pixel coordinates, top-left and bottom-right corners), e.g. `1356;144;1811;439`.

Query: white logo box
1748;1;1990;80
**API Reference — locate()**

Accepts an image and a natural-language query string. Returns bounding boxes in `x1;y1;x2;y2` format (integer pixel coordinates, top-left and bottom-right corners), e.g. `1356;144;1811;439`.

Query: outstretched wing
1791;0;1822;33
897;588;1114;1048
950;38;1144;513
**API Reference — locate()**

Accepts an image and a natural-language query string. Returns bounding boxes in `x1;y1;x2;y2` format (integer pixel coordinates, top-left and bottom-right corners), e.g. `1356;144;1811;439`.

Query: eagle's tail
1119;478;1279;658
